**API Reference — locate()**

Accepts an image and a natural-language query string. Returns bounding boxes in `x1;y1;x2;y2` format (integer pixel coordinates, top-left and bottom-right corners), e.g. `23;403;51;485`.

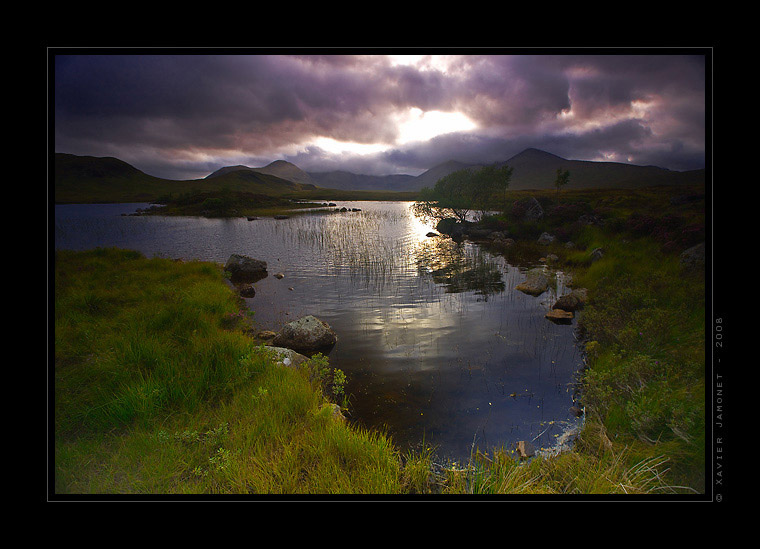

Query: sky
53;51;707;181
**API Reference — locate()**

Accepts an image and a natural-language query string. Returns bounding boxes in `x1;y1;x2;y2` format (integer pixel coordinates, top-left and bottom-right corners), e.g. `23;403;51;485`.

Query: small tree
414;165;513;224
555;168;570;196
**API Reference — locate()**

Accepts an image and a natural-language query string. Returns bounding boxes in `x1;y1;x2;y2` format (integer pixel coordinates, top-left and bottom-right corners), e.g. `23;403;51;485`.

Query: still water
54;201;583;463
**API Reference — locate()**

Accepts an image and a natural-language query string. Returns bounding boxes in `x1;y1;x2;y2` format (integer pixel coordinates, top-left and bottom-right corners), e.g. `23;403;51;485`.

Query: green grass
53;248;430;494
53;180;707;495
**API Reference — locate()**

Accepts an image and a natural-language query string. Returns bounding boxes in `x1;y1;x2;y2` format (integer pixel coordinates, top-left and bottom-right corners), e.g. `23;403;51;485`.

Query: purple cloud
53;52;706;180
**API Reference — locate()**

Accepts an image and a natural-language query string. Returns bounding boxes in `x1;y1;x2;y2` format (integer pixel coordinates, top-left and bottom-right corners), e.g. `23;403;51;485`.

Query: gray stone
263;346;309;369
239;284;256;298
272;315;338;354
680;242;705;270
225;254;268;282
589;247;604;262
515;268;550;296
523;197;544;222
538;232;556;245
321;403;346;422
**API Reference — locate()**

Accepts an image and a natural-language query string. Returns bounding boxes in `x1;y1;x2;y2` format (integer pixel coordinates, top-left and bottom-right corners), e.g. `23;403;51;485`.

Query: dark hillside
54;153;318;203
499;148;704;190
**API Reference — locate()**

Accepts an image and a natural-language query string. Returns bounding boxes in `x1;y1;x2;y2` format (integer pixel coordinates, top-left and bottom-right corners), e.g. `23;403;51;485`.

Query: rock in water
552;288;588;312
515;440;535;459
225;254;268;283
272;315;338;354
515;268;550;296
545;309;574;323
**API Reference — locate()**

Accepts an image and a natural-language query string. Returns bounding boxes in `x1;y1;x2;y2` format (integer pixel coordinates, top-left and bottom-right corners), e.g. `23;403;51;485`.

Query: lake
54;201;584;463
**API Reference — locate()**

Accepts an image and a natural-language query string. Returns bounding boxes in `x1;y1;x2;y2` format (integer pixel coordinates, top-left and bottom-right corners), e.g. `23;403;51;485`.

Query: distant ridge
307;171;416;192
55;147;705;203
206;159;316;186
54;153;317;203
496;148;705;190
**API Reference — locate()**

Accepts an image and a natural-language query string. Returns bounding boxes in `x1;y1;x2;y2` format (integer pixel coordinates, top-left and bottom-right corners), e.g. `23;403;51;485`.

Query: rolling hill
303;149;703;192
206;159;316;187
54;147;705;204
495;148;705;191
54;153;318;203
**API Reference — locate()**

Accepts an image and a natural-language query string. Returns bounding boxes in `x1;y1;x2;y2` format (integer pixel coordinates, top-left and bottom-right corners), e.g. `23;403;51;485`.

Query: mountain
305;160;478;192
496;148;704;190
412;160;481;190
54;153;317;203
55;147;705;203
206;160;316;187
262;148;703;192
307;171;416;192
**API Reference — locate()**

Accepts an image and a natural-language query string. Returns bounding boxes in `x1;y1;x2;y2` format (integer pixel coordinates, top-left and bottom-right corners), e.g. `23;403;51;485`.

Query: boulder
436;218;459;235
515;440;535;459
239;284;256;298
545;309;573;323
426;232;439;237
537;232;555;245
263;346;309;369
569;405;584;417
321;403;347;423
523;197;544;222
552;288;588;312
680;242;705;270
272;315;338;354
589;247;604;262
515;268;550;296
225;254;268;283
274;272;285;279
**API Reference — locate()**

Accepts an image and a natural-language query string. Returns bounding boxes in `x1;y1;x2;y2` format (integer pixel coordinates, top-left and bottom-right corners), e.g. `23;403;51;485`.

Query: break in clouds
53;53;706;180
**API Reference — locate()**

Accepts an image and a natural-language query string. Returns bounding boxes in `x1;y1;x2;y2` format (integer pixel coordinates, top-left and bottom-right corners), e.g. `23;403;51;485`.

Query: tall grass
53;248;430;494
53;177;706;496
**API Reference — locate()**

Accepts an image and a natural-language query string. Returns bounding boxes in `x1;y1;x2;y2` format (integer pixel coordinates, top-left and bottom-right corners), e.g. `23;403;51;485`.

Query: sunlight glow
312;137;387;156
396;108;477;145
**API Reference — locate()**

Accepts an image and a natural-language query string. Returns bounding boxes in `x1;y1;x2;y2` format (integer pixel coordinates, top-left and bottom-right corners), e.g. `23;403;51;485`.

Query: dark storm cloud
53;52;706;180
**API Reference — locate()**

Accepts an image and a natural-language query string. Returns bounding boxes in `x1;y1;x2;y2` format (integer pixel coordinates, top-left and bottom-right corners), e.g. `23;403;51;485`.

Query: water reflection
418;239;506;297
54;201;582;463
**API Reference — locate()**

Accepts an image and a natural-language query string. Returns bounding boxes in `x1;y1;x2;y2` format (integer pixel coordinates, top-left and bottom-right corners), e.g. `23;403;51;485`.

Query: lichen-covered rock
515;268;550;296
272;315;338;354
552;288;588;312
545;309;573;323
263;346;309;369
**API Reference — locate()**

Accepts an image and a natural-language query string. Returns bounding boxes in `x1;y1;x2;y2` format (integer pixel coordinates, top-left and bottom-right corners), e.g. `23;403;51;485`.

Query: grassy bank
52;182;706;495
53;248;432;494
451;184;707;493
